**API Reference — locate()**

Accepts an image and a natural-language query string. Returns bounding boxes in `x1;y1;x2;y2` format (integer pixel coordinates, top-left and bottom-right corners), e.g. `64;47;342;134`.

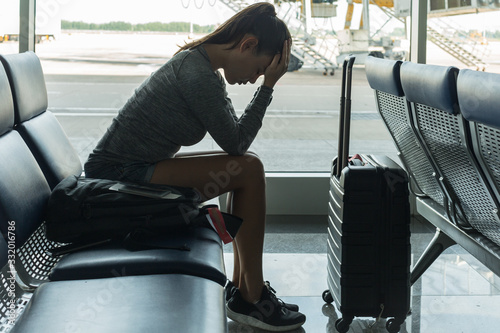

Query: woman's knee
239;153;266;184
216;153;265;186
199;153;264;198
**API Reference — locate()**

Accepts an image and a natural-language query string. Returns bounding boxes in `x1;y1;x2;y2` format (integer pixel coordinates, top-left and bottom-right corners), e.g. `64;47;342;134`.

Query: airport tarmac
44;65;394;172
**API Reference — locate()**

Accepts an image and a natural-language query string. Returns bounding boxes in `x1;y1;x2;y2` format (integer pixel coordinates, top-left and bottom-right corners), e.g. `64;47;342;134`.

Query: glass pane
448;0;472;8
0;0;20;55
38;0;399;172
426;7;500;75
430;0;446;11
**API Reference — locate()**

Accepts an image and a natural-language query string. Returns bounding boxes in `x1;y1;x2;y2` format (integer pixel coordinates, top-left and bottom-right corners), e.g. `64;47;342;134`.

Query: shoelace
264;281;288;309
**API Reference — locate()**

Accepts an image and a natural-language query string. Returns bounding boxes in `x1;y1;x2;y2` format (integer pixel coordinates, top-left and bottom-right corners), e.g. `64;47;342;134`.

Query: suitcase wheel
322;290;333;304
335;318;352;333
386;318;403;333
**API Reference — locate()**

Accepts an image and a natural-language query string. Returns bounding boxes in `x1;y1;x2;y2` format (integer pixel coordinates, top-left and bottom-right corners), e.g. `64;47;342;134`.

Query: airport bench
0;52;229;332
365;56;500;284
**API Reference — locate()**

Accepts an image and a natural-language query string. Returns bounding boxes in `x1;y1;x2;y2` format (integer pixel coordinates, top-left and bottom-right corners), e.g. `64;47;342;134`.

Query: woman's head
177;2;291;57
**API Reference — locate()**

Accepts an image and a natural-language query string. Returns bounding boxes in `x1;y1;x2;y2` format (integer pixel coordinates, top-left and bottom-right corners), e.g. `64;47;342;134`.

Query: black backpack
45;176;242;254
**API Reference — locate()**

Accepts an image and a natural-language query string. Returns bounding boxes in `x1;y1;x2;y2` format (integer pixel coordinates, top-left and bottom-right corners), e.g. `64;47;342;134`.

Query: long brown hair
175;2;290;56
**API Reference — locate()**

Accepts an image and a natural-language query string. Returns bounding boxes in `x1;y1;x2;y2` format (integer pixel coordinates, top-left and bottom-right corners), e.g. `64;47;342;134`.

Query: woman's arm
180;67;272;156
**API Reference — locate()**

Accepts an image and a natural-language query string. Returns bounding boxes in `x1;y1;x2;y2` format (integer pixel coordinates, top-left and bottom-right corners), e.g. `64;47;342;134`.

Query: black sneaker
225;280;299;312
265;281;299;312
225;280;237;302
226;284;306;332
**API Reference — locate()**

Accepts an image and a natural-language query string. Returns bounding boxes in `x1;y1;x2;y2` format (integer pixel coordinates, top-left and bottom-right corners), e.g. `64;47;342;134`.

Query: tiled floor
223;216;500;333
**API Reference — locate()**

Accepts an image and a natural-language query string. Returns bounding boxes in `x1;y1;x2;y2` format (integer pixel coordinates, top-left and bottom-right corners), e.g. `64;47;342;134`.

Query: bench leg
410;228;456;286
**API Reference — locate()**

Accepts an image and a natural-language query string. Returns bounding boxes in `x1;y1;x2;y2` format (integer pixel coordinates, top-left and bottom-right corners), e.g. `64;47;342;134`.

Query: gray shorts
84;159;156;183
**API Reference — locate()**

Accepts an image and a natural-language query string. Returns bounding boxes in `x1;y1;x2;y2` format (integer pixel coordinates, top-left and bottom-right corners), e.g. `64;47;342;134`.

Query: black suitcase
322;56;411;333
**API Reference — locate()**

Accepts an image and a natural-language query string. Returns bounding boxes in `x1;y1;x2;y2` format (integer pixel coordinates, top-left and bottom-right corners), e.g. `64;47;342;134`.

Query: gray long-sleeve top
85;46;273;167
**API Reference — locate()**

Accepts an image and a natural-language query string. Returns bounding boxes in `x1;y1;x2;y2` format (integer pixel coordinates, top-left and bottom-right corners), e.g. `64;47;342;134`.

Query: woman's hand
263;38;291;89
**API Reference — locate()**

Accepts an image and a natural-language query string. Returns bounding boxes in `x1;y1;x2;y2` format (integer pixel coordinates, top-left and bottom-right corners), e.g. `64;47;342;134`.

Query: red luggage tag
348;154;364;166
206;207;233;244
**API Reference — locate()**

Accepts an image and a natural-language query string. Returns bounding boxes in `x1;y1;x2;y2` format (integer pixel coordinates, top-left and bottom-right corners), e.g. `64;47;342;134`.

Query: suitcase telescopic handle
336;55;356;178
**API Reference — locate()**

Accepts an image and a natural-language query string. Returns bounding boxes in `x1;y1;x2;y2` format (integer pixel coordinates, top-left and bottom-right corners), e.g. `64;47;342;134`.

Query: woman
84;3;305;331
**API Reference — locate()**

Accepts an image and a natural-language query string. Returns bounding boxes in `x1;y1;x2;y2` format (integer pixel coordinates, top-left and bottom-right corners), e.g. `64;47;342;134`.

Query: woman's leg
226;191;242;288
150;152;266;303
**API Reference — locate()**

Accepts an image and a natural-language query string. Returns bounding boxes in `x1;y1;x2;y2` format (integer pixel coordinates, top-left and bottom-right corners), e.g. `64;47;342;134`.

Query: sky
6;0;500;32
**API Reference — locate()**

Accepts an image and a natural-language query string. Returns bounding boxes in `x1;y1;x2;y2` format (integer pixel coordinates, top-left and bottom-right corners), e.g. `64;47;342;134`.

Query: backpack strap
48;238;113;257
